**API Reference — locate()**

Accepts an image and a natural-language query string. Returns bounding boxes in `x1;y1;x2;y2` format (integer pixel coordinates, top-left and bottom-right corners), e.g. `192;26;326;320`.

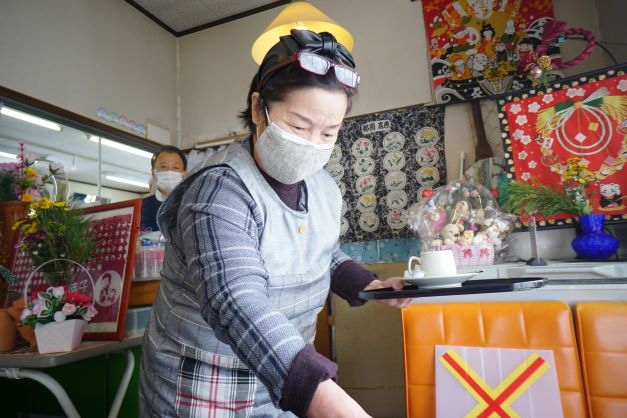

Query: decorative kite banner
498;64;627;228
435;345;564;418
326;104;446;243
421;0;559;104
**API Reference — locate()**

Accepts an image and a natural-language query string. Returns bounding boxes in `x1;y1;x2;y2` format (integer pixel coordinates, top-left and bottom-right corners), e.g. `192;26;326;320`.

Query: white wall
0;0;177;144
179;0;431;147
178;0;609;180
594;0;627;67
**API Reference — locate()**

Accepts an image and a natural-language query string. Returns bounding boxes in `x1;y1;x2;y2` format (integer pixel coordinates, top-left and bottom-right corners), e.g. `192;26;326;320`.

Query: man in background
141;145;187;231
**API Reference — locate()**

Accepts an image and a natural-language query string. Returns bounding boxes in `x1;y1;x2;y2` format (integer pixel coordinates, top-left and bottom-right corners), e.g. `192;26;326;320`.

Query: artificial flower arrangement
409;179;514;268
501;157;620;259
19;285;97;353
12;197;97;286
0;142;62;202
19;285;98;327
501;157;594;217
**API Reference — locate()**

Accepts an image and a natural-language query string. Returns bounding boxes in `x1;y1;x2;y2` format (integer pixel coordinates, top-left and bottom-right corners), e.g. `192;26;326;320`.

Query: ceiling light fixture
105;175;149;189
0;151;18;160
89;136;153;158
0;106;62;131
251;1;354;65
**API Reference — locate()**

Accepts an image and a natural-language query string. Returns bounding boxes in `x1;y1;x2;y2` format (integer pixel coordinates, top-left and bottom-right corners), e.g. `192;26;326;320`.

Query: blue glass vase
571;214;619;260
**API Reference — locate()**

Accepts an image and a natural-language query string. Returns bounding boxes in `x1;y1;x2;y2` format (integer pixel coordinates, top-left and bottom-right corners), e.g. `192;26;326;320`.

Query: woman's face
251;87;348;147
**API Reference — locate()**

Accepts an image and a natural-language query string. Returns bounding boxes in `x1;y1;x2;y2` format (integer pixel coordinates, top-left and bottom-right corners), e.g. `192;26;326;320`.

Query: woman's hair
481;23;496;38
239;64;357;135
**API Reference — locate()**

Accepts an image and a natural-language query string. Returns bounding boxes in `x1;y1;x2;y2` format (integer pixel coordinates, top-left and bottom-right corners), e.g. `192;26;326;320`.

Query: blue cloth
140;194;161;231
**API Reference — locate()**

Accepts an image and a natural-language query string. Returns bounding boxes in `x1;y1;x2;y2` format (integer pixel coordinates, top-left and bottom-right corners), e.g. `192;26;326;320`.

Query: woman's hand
363;277;413;308
308;379;372;418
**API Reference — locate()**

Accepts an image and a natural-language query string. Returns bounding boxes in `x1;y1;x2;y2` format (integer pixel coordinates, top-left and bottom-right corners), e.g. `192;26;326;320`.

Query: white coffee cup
407;250;457;277
404;256;425;279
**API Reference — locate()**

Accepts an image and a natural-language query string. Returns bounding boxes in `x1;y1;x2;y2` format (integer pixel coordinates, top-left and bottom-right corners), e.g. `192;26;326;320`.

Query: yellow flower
31;197;53;210
21;192;34;202
26;223;38;234
26;167;38;177
578;179;586;184
11;219;26;230
53;201;68;208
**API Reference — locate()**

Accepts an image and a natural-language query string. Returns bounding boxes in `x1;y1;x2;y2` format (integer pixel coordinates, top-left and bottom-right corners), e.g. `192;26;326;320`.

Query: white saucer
403;272;479;288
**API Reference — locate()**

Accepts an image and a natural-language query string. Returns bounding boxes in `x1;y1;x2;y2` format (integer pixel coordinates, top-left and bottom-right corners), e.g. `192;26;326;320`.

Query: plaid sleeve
179;167;307;406
330;242;351;275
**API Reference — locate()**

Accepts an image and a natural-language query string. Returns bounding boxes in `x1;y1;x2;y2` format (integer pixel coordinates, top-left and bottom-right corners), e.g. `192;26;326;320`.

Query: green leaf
39;310;53;319
40;292;54;301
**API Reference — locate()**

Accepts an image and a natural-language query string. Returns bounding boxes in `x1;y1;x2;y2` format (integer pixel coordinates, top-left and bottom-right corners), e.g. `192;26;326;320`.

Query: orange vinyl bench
401;301;588;417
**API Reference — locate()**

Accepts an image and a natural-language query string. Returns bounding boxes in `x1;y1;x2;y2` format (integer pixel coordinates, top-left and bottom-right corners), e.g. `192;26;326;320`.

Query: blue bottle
571;214;619;260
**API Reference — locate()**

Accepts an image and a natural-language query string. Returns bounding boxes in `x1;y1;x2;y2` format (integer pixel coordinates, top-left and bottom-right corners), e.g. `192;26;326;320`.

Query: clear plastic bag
408;178;514;266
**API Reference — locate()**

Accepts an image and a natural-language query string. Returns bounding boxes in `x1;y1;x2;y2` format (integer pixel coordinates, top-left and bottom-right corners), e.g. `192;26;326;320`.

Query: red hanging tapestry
499;66;627;228
421;0;557;104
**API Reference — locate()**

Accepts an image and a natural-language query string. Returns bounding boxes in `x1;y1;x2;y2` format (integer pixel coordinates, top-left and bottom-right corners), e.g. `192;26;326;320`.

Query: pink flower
51;286;65;298
32;303;44;316
83;304;98;320
23;152;35;164
62;303;77;315
20;308;33;321
54;311;66;322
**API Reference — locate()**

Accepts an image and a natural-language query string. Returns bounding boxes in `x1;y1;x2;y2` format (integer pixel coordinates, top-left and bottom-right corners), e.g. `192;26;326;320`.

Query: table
0;335;143;418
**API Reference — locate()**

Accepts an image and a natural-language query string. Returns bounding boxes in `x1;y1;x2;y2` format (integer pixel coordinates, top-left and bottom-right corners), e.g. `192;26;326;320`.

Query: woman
139;29;410;418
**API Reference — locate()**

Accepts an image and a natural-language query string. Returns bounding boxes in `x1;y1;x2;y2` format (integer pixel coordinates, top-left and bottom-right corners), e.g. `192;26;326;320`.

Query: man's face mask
255;108;334;184
155;171;183;193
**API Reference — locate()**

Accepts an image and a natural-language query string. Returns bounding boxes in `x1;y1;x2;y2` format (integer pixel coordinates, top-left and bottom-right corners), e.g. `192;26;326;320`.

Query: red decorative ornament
534;20;596;69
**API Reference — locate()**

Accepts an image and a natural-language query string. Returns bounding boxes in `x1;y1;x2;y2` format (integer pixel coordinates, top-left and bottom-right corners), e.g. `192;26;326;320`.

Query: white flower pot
35;319;87;354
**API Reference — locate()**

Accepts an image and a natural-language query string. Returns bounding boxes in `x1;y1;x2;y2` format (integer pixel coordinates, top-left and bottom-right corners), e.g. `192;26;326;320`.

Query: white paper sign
435;345;563;418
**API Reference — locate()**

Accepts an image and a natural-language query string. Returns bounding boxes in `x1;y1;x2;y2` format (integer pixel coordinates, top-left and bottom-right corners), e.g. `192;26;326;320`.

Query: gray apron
140;141;341;417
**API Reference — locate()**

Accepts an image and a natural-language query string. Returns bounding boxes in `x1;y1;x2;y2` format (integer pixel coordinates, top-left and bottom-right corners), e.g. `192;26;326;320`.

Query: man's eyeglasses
260;51;360;90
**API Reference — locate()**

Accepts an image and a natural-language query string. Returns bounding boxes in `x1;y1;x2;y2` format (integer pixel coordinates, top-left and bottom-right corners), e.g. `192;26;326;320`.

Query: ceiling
0;113;152;194
126;0;291;36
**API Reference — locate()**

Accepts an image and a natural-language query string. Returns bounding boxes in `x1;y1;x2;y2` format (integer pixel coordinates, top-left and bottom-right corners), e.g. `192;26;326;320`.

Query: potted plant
19;285;97;353
13;197;97;286
502;157;619;259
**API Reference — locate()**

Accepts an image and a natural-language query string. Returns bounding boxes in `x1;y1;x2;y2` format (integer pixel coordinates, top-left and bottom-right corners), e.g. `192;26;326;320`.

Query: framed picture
325;104;446;242
497;64;627;228
421;0;558;104
10;198;141;340
81;199;141;340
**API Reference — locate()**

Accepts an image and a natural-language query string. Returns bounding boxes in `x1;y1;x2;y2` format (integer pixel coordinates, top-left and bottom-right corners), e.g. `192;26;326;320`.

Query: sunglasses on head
260;51;360;90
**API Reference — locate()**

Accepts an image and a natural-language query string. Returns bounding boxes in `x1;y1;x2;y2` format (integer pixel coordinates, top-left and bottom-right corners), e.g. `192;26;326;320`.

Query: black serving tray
358;278;547;300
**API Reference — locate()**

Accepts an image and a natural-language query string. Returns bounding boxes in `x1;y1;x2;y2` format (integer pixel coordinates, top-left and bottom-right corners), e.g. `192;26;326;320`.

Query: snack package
408;178;514;267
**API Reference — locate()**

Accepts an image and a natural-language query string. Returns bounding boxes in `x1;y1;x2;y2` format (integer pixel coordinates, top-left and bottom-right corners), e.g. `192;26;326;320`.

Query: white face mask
255;109;334;184
155;171;183;193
